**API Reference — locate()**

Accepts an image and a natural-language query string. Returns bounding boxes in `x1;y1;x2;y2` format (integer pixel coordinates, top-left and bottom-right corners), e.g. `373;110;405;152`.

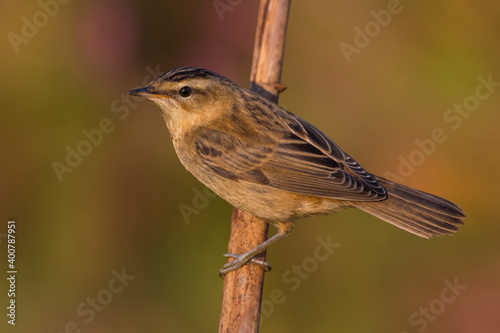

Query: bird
128;66;465;275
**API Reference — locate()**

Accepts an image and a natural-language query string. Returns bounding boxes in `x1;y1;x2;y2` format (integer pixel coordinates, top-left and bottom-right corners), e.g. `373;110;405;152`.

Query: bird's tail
353;176;465;238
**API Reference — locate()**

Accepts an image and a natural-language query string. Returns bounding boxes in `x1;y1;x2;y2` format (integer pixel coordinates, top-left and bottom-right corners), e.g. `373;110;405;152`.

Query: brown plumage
129;67;465;274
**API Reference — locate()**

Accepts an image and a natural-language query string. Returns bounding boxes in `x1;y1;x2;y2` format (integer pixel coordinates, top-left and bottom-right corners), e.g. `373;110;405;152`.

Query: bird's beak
128;86;171;99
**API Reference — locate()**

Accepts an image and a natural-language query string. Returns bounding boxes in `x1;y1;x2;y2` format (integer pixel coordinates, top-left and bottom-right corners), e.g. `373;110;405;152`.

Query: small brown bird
129;67;465;275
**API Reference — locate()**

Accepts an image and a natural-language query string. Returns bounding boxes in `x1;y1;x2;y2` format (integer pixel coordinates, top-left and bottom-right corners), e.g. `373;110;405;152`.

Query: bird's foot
219;253;271;278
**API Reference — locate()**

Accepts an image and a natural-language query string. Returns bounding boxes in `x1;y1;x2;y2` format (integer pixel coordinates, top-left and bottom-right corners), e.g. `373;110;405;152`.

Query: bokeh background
1;1;499;332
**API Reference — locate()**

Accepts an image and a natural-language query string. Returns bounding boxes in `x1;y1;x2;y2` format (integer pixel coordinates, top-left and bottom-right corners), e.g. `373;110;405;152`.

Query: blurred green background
1;1;499;332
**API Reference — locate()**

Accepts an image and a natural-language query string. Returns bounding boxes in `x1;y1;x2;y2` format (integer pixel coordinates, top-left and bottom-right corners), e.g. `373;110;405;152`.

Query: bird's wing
194;115;387;201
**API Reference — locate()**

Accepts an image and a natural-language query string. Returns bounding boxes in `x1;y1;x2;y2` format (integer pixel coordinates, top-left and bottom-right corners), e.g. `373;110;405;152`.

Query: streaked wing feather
286;116;386;197
195;113;387;201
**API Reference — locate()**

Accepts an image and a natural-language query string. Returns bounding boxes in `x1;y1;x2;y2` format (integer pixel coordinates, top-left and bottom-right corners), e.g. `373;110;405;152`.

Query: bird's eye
179;86;192;98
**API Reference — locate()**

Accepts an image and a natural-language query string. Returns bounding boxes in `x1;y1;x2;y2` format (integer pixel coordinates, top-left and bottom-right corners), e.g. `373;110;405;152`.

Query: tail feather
353;177;465;238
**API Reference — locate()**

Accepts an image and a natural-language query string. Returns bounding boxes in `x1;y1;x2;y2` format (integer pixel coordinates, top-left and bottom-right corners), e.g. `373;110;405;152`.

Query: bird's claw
219;253;272;278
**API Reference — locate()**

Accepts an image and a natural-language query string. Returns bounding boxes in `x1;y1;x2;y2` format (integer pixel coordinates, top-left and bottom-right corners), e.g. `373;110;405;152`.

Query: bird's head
128;67;238;133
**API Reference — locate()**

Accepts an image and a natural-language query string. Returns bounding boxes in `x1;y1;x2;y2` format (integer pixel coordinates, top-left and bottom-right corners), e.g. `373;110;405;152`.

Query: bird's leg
219;225;292;277
222;254;272;271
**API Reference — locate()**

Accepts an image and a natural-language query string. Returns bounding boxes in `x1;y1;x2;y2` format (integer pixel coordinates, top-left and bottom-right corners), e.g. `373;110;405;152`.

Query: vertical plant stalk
218;1;291;333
